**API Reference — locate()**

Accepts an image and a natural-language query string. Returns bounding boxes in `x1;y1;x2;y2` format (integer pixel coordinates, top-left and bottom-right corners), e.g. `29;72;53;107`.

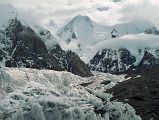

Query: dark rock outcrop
144;26;159;35
106;66;159;120
46;46;93;77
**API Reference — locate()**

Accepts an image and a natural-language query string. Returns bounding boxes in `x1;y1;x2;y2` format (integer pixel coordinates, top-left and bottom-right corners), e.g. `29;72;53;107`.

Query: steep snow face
88;34;159;73
57;15;96;53
0;67;141;120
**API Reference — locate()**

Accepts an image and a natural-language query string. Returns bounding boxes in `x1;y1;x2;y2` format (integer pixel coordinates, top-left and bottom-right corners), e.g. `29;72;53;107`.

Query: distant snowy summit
0;4;92;77
57;15;95;52
57;15;158;43
57;15;159;53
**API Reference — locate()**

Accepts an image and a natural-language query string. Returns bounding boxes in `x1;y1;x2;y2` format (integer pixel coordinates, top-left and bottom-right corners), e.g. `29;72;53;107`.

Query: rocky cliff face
88;48;159;74
144;26;159;35
46;46;93;77
0;17;93;77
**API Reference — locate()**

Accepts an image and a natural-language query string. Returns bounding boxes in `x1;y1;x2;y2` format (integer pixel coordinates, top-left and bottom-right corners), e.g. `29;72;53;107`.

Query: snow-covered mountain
0;4;92;77
57;15;159;43
57;15;159;62
0;67;141;120
57;15;159;74
57;15;96;52
88;34;159;73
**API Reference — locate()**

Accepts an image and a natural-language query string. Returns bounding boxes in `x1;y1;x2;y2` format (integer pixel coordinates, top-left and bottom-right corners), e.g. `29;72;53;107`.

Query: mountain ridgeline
1;4;159;77
57;15;159;74
0;15;92;77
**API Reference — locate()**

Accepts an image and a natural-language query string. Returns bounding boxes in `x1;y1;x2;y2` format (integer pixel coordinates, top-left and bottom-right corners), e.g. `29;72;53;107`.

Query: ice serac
0;67;141;120
0;4;92;77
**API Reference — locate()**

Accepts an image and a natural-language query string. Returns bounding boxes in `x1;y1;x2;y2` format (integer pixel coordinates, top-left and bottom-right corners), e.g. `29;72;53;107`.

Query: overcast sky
1;0;159;31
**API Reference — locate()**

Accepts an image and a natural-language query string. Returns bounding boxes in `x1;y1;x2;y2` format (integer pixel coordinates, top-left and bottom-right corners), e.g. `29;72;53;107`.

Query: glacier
0;67;141;120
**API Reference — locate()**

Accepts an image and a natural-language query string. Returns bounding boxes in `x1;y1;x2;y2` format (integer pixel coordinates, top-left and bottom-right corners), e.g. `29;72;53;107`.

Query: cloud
119;0;159;25
0;0;159;31
0;0;13;4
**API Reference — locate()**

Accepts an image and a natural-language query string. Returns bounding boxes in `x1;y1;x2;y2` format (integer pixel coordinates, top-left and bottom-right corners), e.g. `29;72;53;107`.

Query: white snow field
0;67;141;120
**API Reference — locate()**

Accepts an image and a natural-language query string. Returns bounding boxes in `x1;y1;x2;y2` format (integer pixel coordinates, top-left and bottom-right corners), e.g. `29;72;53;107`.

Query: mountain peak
58;15;93;32
71;15;92;24
57;15;95;52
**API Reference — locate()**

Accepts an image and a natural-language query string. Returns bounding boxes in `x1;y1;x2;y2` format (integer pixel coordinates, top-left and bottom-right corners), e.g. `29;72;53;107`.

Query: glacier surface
0;67;141;120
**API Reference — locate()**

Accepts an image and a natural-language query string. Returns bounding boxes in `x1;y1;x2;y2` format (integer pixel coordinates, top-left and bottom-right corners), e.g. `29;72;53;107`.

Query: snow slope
89;33;159;59
88;33;159;73
79;33;159;63
83;33;159;73
0;67;141;120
